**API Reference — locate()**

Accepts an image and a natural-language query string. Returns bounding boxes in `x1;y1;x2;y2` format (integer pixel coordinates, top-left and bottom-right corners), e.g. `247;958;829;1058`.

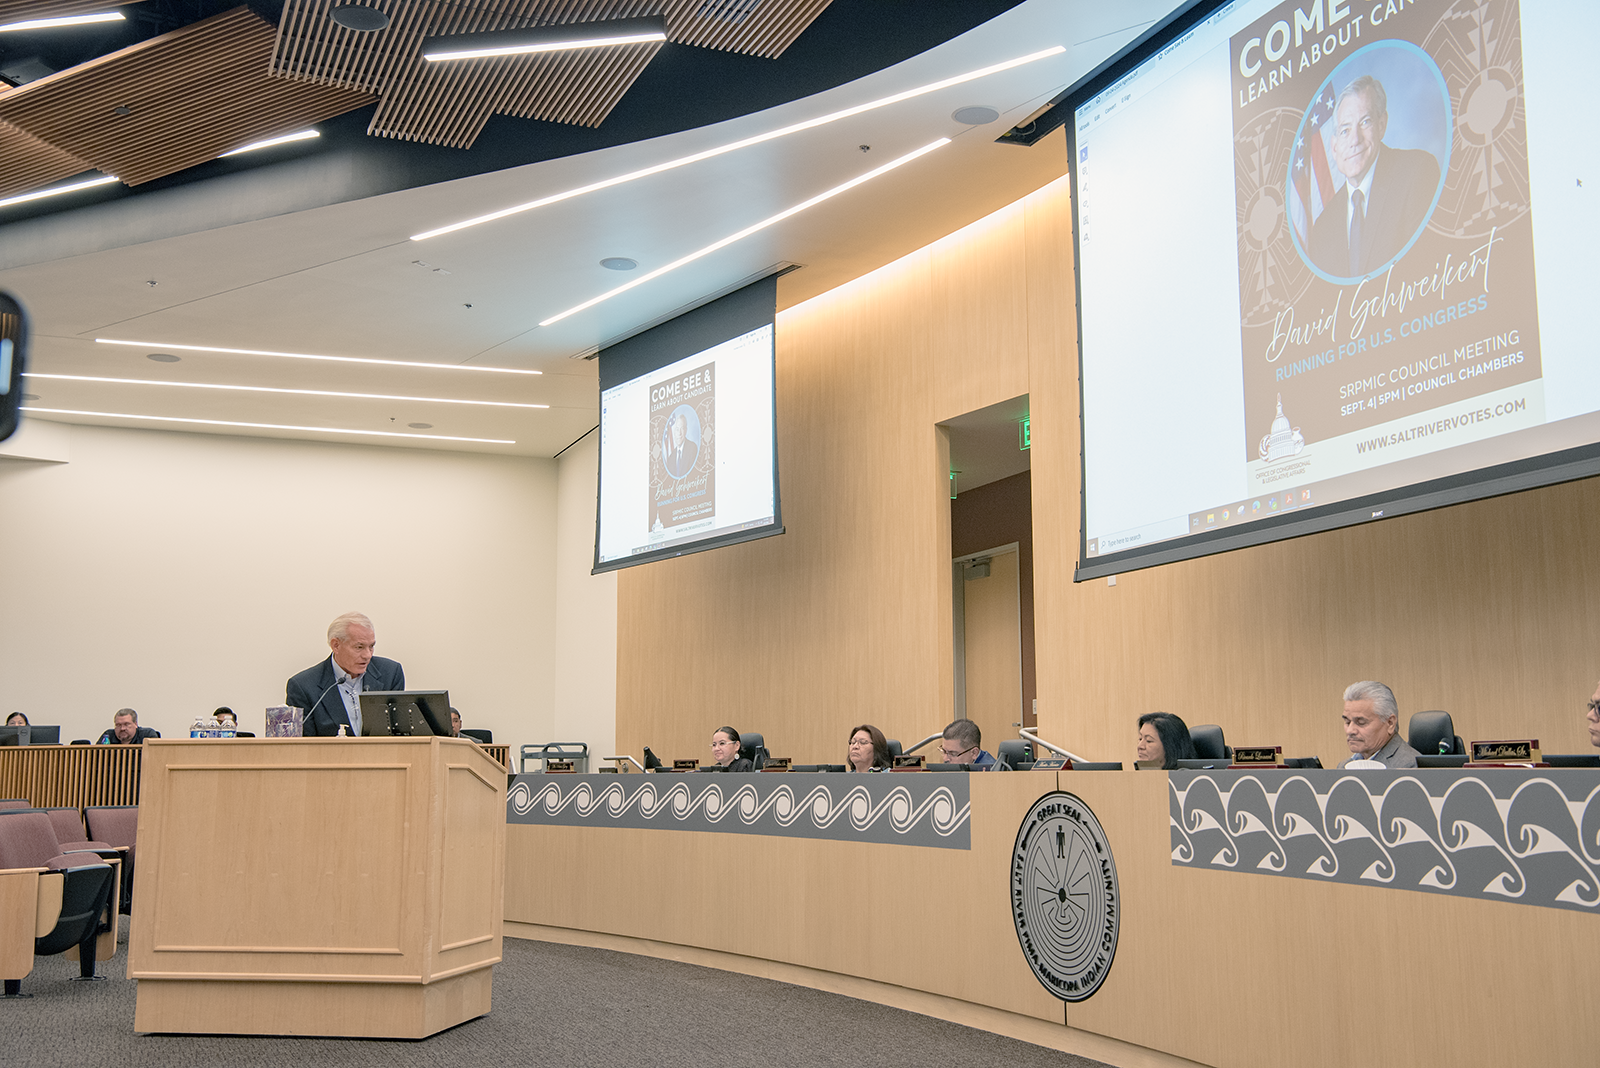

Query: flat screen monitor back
0;725;59;745
358;691;451;737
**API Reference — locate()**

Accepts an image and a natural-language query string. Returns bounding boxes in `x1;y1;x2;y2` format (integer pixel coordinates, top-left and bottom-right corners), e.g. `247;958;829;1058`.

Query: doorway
953;544;1023;758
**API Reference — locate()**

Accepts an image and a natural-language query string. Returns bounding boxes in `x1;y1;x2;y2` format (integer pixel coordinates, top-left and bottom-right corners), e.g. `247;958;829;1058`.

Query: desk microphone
1438;738;1451;755
301;678;345;734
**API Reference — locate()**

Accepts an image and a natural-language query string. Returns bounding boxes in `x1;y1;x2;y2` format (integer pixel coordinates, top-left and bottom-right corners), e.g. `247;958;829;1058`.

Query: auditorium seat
1190;724;1231;761
996;740;1032;770
1408;710;1464;756
0;799;29;810
43;808;86;844
0;810;118;994
83;807;138;914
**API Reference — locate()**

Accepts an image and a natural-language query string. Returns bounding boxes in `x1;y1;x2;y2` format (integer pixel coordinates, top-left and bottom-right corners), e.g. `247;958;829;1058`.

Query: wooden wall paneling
618;159;1600;782
1022;177;1087;757
925;202;1033;424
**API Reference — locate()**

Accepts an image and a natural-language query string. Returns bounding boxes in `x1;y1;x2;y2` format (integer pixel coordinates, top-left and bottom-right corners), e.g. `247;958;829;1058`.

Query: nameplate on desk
546;760;576;774
892;755;925;770
1470;739;1541;764
1231;745;1283;766
761;757;791;772
1032;757;1068;770
674;758;700;770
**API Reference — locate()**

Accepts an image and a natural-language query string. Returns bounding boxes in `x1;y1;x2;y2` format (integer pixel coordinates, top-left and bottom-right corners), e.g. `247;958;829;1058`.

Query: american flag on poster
1289;83;1339;246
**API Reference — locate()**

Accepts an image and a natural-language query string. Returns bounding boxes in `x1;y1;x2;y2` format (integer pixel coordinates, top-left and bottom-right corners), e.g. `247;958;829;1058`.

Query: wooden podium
127;737;505;1038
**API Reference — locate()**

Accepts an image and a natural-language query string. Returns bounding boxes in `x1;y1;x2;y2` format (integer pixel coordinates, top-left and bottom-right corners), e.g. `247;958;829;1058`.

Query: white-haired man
1340;680;1419;768
286;612;405;737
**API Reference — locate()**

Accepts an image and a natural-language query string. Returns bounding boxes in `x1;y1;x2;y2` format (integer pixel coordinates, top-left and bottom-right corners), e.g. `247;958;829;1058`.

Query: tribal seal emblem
1011;791;1119;1001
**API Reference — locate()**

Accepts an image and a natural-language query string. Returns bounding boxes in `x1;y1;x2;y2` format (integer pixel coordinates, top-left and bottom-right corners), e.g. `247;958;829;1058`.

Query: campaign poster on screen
1230;0;1541;493
648;362;716;532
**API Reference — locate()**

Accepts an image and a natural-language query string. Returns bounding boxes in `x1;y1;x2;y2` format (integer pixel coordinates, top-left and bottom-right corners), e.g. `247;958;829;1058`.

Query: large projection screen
1073;0;1597;580
592;276;783;574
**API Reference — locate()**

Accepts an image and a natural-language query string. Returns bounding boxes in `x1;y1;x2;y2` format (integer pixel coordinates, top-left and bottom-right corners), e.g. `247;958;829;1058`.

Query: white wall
550;429;618;770
0;422;569;752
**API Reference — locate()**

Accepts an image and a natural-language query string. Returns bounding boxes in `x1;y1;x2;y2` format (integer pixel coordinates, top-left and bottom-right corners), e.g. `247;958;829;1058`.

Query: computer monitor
0;725;59;745
357;691;450;737
1543;754;1600;769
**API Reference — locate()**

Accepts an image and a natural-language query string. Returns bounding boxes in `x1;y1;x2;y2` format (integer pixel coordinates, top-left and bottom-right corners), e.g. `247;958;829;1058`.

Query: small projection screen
1072;0;1598;579
592;275;783;573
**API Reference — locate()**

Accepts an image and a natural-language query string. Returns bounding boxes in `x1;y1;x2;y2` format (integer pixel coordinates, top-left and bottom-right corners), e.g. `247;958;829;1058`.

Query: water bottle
191;715;208;739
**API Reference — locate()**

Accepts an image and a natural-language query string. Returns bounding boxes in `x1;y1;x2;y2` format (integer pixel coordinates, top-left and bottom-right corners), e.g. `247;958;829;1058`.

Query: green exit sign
1019;416;1030;451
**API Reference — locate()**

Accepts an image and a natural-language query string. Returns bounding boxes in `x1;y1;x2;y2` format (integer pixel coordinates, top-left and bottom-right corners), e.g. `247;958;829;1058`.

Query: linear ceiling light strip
24;373;551;408
539;137;951;327
0;12;123;32
410;45;1065;242
92;338;541;374
0;174;119;210
22;406;515;444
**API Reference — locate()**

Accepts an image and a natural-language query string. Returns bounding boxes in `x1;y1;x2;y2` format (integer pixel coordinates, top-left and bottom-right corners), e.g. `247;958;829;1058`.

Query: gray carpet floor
1;927;1113;1067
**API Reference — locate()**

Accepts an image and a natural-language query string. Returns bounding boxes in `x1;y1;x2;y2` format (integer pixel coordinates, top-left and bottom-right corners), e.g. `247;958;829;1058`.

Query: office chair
1190;724;1231;761
738;732;768;770
885;739;902;760
1408;711;1464;756
996;739;1032;770
460;728;493;743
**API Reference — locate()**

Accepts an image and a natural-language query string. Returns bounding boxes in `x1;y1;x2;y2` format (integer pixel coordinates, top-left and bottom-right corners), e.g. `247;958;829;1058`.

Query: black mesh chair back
1190;724;1229;760
1408;710;1463;756
739;732;768;769
996;739;1032;770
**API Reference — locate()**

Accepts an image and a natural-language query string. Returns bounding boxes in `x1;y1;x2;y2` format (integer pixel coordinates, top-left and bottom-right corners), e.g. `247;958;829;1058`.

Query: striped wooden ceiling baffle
0;7;374;186
271;0;835;148
0;102;93;198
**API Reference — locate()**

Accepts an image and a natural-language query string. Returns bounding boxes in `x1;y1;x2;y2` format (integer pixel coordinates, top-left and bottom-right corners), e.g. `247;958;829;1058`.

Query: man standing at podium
287;612;405;737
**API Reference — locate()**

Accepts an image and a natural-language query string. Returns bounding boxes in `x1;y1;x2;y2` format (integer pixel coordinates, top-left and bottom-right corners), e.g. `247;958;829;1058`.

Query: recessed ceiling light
329;5;389;32
112;105;132;116
22;407;514;444
952;105;1000;125
220;129;320;157
600;257;637;271
408;422;432;429
540;138;950;326
0;11;124;32
0;174;119;211
95;338;541;375
21;393;39;401
410;45;1066;242
146;352;180;363
422;16;666;62
26;372;550;409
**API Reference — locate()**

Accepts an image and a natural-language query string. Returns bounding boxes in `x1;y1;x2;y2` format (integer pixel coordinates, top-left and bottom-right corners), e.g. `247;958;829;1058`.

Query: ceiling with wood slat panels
271;0;834;147
0;97;88;197
0;6;373;186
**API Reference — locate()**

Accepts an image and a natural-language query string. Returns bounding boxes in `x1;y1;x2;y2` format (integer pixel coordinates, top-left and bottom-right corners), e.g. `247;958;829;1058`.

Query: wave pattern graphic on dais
507;773;971;849
1169;769;1600;912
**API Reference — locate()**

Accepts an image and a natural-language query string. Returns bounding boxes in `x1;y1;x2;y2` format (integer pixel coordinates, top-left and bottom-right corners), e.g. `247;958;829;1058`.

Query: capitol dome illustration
1259;394;1305;461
